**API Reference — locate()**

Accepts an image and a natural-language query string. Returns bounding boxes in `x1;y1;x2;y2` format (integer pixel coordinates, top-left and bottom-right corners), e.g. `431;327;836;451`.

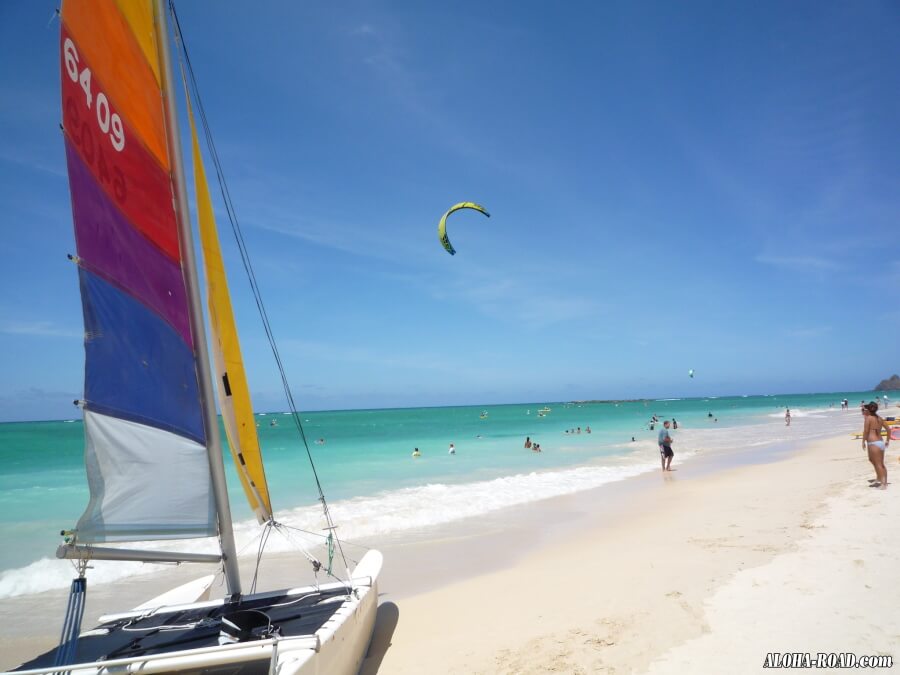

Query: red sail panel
61;0;169;171
60;27;179;261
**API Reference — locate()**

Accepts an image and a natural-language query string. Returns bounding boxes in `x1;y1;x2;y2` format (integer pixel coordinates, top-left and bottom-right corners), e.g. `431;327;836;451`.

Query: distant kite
438;202;490;255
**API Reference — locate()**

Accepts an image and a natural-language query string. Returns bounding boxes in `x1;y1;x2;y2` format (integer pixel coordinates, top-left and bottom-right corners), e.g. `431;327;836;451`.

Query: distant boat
538;407;551;414
480;411;488;419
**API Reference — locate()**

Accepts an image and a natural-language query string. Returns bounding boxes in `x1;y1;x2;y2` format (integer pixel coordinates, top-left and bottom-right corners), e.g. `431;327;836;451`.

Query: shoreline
364;430;898;673
2;419;895;671
0;402;865;584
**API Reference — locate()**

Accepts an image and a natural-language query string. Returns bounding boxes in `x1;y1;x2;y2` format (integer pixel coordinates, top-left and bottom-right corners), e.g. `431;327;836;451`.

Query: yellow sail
187;100;272;522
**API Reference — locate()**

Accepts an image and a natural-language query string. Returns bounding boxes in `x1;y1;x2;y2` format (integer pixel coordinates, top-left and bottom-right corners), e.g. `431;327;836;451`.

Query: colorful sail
61;0;215;542
186;100;273;522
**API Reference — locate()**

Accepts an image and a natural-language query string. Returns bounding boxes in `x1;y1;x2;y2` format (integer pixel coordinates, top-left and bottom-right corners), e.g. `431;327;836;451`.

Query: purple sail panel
65;138;192;348
80;269;205;444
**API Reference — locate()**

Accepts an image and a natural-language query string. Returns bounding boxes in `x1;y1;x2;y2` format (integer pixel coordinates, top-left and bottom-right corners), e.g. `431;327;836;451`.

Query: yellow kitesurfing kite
438;202;490;255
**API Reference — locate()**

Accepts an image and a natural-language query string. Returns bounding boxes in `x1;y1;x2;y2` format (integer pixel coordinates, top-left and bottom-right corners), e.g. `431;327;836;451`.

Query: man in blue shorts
658;420;674;471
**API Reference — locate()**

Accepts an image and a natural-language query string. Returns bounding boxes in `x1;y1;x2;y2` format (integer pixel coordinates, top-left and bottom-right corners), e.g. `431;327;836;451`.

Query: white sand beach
2;420;897;673
363;431;898;673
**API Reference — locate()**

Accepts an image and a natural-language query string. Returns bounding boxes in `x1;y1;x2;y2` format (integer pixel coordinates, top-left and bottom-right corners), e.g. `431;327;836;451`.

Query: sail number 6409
63;38;125;152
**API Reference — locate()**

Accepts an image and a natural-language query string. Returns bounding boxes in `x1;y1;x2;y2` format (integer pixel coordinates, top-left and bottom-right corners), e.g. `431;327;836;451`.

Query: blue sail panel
80;269;205;444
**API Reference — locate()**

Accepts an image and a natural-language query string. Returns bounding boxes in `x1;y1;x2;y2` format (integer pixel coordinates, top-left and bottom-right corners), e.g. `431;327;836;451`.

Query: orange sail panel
113;0;162;85
187;101;273;522
61;0;169;170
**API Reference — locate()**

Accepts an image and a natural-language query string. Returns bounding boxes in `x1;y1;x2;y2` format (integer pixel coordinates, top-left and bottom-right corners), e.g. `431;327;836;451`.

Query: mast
153;0;242;596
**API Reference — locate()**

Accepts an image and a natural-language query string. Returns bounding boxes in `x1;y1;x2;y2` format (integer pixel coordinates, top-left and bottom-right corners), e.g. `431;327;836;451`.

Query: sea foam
0;459;659;599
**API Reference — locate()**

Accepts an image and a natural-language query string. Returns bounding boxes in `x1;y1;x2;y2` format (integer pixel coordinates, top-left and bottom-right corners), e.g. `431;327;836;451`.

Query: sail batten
61;0;216;544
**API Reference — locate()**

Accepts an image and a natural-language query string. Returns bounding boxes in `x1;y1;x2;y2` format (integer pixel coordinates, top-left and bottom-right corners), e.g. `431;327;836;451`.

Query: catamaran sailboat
12;1;381;673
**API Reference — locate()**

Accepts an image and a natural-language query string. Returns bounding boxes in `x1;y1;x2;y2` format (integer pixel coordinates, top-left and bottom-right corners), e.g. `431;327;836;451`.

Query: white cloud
755;255;842;272
431;271;600;326
349;24;376;37
0;321;82;338
785;325;832;339
280;338;488;378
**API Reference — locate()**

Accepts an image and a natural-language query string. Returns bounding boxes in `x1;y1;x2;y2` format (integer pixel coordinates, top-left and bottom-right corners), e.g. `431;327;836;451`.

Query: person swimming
412;447;421;458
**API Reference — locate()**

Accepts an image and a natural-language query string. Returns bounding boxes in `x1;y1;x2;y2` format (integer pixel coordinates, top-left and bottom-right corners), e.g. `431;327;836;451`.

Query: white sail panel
76;411;216;543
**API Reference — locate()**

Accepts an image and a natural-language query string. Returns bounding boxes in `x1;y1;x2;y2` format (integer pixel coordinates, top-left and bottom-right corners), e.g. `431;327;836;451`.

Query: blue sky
1;1;898;421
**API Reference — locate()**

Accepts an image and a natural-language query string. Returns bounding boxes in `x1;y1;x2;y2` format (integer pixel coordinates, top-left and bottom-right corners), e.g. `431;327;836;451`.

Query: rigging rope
168;1;350;579
249;521;273;596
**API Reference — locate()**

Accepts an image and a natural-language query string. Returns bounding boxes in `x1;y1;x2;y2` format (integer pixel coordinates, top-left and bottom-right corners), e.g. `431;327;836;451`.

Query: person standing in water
862;402;890;489
412;447;421;458
658;420;674;471
524;436;532;449
785;408;791;426
448;443;456;455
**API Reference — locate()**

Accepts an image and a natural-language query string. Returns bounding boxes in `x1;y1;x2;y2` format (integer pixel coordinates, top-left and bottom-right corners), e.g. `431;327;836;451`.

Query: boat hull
13;550;383;675
282;549;381;675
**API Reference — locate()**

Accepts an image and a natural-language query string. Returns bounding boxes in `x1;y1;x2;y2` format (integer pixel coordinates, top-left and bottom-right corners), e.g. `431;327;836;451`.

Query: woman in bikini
862;401;890;489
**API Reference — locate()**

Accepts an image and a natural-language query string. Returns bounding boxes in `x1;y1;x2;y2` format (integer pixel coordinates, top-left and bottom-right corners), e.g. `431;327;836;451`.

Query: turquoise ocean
0;391;887;598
